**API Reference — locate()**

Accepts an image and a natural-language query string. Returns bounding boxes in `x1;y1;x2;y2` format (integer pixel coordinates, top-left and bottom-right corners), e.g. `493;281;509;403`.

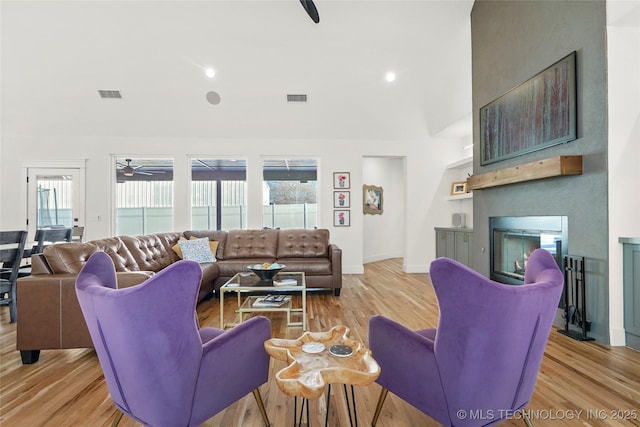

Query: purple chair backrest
76;251;204;426
429;249;563;425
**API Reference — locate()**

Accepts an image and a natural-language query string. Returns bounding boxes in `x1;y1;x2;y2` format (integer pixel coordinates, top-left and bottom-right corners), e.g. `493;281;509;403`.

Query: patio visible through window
263;159;317;229
191;158;247;230
115;158;174;235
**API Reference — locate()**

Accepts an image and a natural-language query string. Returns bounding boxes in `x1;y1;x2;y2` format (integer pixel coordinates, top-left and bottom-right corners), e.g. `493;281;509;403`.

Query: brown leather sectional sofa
16;228;342;364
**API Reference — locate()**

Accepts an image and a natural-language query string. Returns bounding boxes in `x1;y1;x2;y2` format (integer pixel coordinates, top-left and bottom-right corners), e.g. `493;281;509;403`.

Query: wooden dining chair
0;230;28;323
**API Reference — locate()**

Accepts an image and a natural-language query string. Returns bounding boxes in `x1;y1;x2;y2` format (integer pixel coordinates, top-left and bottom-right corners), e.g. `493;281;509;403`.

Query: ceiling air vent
98;90;122;99
287;94;307;103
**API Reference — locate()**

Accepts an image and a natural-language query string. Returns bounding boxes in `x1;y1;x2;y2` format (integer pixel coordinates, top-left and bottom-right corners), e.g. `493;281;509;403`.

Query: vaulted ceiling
1;1;473;141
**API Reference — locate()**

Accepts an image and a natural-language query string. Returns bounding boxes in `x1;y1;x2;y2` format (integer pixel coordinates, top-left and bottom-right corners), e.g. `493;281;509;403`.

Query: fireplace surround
490;216;568;285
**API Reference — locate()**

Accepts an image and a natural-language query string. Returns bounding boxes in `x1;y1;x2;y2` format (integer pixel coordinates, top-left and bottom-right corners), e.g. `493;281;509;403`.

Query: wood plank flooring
1;258;639;426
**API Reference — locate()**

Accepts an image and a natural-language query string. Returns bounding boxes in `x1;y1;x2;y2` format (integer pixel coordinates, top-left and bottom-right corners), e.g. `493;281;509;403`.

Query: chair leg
522;410;534;427
371;388;389;427
9;285;17;323
252;388;270;427
111;410;124;427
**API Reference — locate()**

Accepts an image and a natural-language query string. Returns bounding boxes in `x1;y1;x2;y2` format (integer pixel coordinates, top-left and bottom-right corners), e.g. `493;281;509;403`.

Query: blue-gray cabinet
435;227;473;267
619;237;640;351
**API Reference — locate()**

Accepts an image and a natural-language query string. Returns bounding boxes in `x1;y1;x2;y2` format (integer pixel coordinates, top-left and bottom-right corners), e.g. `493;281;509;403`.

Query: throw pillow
172;236;187;258
178;237;216;263
173;236;219;260
189;236;219;258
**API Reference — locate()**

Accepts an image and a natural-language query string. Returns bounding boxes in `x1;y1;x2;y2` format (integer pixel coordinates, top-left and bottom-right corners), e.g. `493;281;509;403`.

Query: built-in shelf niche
447;156;473;200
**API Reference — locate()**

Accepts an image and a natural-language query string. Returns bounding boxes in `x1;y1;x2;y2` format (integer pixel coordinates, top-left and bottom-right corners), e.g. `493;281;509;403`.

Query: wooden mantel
466;155;582;190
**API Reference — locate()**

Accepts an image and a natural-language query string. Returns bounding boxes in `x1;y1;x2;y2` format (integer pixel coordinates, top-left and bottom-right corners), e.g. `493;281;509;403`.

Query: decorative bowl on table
248;263;285;281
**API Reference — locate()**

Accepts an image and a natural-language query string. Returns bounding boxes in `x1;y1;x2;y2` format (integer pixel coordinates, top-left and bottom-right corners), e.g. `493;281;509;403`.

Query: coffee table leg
219;289;225;329
302;287;307;331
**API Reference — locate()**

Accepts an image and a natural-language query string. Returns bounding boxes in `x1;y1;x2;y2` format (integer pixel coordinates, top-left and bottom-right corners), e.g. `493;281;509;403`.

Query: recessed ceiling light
385;72;396;82
205;68;216;78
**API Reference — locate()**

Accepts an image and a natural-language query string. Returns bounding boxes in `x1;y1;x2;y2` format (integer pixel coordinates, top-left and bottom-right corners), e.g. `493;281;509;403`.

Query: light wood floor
1;258;639;426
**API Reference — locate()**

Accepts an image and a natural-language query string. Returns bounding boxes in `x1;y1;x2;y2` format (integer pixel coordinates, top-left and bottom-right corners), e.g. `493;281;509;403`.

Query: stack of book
252;294;291;308
273;278;298;286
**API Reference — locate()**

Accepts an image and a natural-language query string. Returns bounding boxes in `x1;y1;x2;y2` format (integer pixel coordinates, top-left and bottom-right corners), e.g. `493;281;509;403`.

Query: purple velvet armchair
75;251;272;427
369;249;563;426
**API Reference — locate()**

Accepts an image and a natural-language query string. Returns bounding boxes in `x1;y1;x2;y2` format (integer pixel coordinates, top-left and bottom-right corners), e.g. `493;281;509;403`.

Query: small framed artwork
363;184;383;215
333;172;350;189
451;181;468;195
334;210;350;227
334;191;351;208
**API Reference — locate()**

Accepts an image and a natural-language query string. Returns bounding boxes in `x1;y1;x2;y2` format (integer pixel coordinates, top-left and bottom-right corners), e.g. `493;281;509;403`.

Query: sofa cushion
120;233;180;272
223;229;278;259
91;237;139;272
178;237;216;263
276;257;333;275
277;229;329;258
215;258;276;277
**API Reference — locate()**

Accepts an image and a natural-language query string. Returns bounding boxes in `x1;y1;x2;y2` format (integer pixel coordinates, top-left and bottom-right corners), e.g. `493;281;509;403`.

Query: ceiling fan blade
299;0;319;23
136;171;154;176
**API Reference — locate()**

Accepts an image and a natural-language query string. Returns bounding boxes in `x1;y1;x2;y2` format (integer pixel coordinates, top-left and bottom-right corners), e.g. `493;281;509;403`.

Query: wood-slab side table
264;325;380;427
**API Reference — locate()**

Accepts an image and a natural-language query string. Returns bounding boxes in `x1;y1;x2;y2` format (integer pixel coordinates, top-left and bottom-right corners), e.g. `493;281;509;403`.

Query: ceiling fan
117;159;154;177
300;0;319;23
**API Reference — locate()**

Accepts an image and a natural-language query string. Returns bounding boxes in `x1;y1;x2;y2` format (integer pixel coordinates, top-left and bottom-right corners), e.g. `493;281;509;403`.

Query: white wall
607;0;640;345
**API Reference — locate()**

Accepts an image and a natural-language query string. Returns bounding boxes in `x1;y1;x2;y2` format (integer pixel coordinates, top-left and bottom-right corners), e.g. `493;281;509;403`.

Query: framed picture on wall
334;210;350;227
480;51;577;165
334;191;350;208
363;184;383;215
333;172;350;189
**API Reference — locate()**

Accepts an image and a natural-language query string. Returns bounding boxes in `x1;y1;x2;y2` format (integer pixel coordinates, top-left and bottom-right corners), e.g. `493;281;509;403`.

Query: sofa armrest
17;274;93;354
30;254;53;275
16;271;152;360
329;244;342;291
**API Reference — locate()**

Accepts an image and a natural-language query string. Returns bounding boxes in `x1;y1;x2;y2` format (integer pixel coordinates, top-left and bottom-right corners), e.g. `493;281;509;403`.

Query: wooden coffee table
264;325;380;426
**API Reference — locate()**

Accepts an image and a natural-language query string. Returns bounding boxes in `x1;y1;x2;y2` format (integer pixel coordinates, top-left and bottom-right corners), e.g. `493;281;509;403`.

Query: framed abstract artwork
480;51;577;165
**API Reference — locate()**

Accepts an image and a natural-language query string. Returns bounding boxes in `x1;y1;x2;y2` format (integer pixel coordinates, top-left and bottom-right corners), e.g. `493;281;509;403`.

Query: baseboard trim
402;263;429;273
609;327;627;346
343;265;364;274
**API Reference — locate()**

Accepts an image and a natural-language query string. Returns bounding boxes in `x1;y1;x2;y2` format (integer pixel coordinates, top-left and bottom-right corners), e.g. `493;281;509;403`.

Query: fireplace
490;216;567;285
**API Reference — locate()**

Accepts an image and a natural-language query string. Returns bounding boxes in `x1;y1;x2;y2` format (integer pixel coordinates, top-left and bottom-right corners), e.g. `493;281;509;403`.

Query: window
115;158;173;235
263;159;317;229
191;158;247;230
34;175;74;228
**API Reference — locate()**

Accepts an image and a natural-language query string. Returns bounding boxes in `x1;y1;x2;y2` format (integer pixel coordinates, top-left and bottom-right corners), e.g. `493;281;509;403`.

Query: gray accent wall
470;1;609;342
